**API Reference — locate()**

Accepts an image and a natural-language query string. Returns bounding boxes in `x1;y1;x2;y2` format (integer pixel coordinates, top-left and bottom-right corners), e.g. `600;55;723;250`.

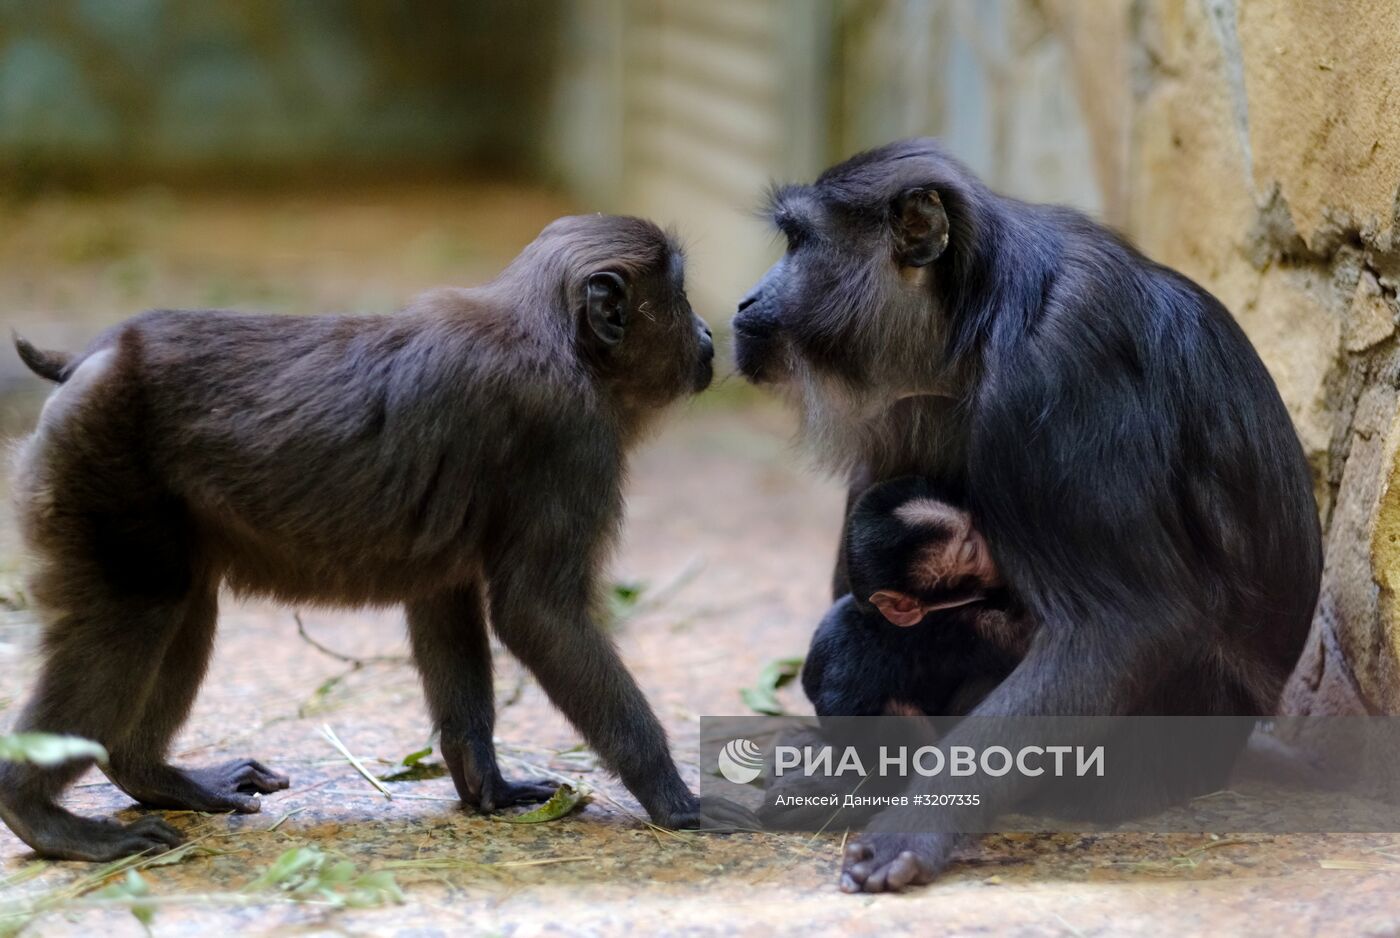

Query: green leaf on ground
93;870;155;930
0;838;205;937
606;579;647;625
497;784;589;824
246;846;404;908
378;746;447;782
740;657;804;716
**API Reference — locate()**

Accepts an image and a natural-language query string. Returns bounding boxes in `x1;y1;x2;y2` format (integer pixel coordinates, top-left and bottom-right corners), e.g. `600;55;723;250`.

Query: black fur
801;594;1017;723
733;139;1322;891
802;478;1024;721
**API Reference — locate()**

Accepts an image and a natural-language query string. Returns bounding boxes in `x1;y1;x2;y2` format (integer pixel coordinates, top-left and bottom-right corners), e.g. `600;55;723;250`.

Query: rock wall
1121;0;1400;713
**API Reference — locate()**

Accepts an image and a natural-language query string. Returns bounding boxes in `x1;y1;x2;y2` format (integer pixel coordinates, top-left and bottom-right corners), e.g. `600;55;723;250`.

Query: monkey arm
840;334;1217;892
839;620;1166;892
407;583;559;813
831;462;876;600
481;491;755;831
489;576;698;824
842;296;1310;889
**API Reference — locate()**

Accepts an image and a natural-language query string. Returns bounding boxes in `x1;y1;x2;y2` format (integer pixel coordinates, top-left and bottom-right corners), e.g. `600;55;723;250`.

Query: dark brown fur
0;214;751;861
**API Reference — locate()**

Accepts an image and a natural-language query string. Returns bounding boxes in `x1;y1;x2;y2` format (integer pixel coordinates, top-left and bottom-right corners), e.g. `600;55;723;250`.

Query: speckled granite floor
1;188;1398;936
3;406;1399;937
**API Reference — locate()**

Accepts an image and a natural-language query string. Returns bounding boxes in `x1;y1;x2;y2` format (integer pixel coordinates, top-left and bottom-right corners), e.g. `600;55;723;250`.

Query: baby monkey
2;214;754;861
803;477;1032;719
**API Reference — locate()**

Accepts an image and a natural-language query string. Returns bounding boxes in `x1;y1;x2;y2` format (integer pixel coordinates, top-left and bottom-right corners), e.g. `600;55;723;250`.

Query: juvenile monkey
1;214;754;861
802;477;1029;720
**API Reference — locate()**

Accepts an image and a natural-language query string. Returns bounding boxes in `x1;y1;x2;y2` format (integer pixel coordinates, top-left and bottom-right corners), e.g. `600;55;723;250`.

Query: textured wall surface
1120;0;1400;714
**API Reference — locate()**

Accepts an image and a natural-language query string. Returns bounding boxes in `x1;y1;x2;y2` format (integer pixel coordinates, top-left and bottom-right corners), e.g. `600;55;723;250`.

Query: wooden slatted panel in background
619;0;830;321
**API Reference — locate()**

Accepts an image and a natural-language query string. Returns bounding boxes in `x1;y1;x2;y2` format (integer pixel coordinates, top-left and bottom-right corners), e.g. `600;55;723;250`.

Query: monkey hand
672;795;763;833
441;738;557;813
840;823;962;893
472;774;563;813
453;768;559;813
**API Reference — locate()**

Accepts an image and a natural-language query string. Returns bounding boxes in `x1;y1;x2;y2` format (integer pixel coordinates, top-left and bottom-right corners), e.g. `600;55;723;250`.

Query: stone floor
1;186;1398;936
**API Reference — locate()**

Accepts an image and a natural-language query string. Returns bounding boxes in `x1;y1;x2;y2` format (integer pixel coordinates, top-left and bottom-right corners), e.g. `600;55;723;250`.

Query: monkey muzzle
694;321;714;392
732;297;784;384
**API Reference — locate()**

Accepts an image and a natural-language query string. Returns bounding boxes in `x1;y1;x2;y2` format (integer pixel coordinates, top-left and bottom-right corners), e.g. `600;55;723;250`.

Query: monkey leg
0;593;193;861
407;585;557;812
103;580;290;814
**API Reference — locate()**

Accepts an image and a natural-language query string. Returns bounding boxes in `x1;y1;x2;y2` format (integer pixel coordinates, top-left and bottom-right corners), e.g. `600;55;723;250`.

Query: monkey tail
13;333;73;383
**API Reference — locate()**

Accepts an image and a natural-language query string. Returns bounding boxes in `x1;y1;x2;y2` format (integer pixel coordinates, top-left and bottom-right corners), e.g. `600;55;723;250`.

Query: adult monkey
732;140;1321;892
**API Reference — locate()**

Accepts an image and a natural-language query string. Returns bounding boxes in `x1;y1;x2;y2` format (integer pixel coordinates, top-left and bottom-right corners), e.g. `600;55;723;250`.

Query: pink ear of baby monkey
869;591;926;627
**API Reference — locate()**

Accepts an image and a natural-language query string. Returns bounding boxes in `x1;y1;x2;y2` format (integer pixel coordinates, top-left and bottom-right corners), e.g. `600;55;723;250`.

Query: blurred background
0;0;1113;416
1;0;1398;715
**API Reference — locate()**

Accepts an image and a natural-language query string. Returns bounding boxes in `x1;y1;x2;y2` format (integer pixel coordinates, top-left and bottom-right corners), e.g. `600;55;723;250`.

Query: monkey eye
958;537;978;566
774;214;810;253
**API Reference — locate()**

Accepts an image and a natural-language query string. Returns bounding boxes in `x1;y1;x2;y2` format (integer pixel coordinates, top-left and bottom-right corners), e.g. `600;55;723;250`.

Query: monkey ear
584;271;629;348
892;187;950;268
869;590;928;627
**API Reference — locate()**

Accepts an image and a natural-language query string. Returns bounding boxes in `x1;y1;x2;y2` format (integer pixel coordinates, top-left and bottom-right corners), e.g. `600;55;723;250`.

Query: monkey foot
5;806;183;862
465;775;559;813
840;830;959;893
115;758;290;814
665;795;763;833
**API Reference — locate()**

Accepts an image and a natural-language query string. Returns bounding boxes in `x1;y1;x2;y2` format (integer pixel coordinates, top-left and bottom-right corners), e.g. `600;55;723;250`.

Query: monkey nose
732;295;772;336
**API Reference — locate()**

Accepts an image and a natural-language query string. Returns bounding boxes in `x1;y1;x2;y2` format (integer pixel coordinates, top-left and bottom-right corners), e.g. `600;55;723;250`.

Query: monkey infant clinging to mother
1;214;755;861
802;476;1032;722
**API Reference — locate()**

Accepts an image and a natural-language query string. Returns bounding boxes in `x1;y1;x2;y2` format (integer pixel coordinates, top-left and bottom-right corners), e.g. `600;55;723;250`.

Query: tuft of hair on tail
13;333;72;383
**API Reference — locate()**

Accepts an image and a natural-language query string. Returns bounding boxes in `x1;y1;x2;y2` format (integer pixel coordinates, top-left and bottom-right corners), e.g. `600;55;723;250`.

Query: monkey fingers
840;829;960;893
689;795;762;832
438;736;555;813
113;758;290;814
7;808;183;862
475;775;561;813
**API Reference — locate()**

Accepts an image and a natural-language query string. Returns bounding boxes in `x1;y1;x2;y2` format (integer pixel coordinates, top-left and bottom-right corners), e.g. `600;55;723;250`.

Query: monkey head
845;477;1000;628
731;140;970;426
518;215;714;411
